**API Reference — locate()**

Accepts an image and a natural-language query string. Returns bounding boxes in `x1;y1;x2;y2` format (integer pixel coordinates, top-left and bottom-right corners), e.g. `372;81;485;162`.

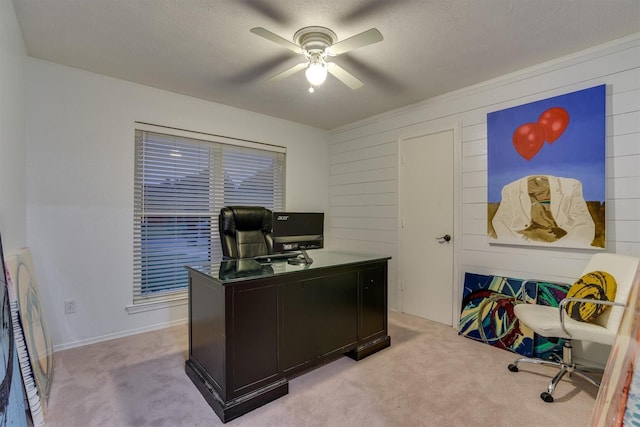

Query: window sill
125;294;188;314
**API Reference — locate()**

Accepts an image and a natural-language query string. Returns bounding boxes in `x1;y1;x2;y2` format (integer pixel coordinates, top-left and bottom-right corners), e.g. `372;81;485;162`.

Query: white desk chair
508;253;640;402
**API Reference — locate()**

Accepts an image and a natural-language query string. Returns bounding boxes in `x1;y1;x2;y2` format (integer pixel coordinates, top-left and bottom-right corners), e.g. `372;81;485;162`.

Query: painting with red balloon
487;84;606;249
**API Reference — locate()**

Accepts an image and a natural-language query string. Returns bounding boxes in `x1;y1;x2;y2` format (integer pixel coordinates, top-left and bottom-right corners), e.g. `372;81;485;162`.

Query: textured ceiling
12;0;640;130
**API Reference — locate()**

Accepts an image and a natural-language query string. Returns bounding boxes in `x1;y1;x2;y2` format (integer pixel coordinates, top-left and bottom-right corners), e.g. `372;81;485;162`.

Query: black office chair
218;258;274;280
219;206;273;259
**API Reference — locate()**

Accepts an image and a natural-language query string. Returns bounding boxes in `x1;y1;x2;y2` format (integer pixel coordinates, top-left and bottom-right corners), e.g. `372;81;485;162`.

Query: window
133;125;285;305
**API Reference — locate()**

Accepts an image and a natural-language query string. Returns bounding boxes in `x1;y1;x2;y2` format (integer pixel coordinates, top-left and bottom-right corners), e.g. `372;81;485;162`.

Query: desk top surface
186;249;391;284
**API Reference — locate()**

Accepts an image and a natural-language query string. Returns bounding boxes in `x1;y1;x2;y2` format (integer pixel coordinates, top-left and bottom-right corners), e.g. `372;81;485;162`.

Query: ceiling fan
250;26;383;91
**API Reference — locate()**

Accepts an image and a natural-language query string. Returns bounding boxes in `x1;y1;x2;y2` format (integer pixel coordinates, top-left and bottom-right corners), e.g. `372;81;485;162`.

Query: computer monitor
272;212;324;264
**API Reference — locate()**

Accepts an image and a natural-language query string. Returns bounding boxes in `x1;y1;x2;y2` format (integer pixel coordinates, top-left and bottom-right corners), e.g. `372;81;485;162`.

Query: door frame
397;121;463;327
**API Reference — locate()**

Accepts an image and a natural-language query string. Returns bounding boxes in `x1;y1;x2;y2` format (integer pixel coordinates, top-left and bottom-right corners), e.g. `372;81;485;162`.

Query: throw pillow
565;271;617;322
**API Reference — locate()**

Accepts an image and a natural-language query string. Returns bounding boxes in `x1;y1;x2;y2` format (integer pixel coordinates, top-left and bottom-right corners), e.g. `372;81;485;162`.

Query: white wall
330;34;640;365
25;59;329;350
0;0;27;250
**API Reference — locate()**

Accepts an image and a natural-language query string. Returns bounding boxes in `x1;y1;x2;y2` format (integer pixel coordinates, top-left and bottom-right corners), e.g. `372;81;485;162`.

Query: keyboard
254;252;300;263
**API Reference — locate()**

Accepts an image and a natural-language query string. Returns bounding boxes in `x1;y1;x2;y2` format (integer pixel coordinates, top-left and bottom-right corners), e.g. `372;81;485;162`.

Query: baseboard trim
53;318;187;352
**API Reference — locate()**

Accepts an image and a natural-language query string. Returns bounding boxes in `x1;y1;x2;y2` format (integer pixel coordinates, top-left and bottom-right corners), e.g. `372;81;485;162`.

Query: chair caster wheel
540;392;554;402
508;363;519;372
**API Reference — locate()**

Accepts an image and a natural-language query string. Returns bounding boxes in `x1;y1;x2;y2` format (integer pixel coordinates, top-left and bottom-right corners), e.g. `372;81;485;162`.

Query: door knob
436;234;451;243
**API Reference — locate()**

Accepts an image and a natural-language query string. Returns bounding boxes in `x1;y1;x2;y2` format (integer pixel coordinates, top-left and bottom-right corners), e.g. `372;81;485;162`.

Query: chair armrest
558;297;625;336
516;280;536;303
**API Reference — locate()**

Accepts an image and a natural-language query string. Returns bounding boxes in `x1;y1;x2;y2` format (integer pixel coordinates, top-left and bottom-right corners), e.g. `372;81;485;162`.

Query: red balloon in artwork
512;123;546;161
538;107;569;143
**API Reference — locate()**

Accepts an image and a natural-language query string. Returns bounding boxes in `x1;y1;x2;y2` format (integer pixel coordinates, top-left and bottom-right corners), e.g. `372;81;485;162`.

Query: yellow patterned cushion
565;271;617;322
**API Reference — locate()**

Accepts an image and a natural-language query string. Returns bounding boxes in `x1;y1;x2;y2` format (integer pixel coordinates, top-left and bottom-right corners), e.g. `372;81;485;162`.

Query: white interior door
399;129;455;325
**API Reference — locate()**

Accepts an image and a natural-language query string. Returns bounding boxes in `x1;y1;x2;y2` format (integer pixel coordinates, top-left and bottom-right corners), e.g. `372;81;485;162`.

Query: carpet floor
42;311;598;426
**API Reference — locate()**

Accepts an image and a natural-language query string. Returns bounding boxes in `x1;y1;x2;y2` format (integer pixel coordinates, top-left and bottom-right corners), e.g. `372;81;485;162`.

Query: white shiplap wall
329;34;640;319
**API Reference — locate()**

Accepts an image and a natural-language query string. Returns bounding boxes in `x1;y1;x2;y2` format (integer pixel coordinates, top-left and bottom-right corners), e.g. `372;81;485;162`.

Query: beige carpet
42;311;598;427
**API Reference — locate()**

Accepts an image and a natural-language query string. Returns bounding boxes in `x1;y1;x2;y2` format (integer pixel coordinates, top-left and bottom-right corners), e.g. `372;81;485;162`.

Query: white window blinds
133;128;286;304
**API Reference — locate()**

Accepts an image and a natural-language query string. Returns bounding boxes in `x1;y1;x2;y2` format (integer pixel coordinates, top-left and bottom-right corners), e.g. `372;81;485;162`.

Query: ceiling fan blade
327;28;383;56
341;0;410;24
228;53;294;84
238;1;289;25
250;27;303;54
268;63;307;81
327;63;363;90
339;55;405;92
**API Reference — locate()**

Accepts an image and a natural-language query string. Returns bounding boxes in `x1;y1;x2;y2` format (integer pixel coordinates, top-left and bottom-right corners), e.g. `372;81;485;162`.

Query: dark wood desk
185;250;391;423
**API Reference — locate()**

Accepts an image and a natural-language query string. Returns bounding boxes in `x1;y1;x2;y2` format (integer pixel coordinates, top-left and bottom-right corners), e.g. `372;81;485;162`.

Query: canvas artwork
623;353;640;426
0;234;29;427
5;248;54;425
459;273;535;356
487;85;606;249
459;272;568;358
530;280;571;360
591;266;640;426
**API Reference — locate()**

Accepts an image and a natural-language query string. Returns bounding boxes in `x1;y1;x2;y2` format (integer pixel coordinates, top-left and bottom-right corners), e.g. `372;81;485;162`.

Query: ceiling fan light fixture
251;26;382;90
305;62;327;86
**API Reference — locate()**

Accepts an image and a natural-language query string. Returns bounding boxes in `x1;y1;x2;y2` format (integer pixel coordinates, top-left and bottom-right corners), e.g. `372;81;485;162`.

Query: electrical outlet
64;300;76;314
